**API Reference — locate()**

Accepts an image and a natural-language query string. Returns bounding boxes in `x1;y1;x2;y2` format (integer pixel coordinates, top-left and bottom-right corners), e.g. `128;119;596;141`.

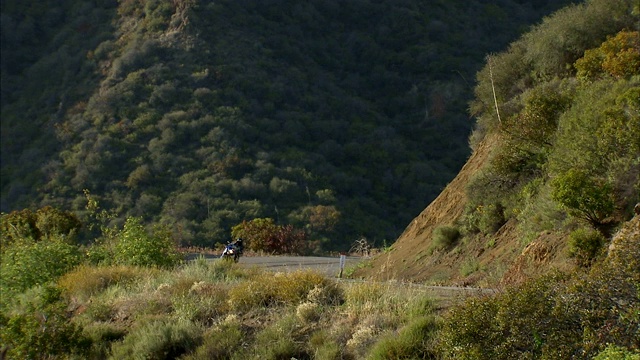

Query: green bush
438;273;579;359
1;206;82;249
113;217;182;268
567;228;605;267
0;286;91;359
575;30;640;81
438;251;640;360
231;218;307;255
0;236;81;300
551;168;614;226
82;322;127;359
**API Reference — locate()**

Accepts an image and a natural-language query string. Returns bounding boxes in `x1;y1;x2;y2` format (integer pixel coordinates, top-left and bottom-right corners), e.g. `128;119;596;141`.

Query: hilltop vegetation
358;0;639;286
1;0;575;250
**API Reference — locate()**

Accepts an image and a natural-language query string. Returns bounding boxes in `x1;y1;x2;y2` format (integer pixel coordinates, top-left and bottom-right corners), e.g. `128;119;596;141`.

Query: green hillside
357;0;639;286
1;1;638;358
1;0;576;249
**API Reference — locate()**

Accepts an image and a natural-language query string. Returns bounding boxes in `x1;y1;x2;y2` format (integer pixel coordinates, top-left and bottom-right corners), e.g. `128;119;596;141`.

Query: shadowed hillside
1;0;577;250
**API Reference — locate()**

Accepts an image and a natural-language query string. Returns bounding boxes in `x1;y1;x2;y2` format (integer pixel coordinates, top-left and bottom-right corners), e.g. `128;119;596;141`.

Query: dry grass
54;260;441;359
58;264;159;301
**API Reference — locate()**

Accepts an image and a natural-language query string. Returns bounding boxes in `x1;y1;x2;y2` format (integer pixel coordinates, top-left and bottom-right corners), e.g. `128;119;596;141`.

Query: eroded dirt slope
353;134;575;286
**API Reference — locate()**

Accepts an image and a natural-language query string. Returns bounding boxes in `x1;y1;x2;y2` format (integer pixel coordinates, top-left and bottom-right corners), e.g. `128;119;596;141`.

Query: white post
339;254;346;278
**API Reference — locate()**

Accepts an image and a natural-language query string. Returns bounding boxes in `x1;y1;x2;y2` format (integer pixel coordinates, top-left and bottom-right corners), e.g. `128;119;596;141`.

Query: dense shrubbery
567;227;606;267
438;220;640;358
0;235;81;301
0;286;91;359
461;0;639;250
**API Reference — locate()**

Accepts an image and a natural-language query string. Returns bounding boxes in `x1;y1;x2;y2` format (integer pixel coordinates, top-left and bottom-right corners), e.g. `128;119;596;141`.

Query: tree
551;168;614;227
575;30;640;81
1;206;82;249
231;218;306;255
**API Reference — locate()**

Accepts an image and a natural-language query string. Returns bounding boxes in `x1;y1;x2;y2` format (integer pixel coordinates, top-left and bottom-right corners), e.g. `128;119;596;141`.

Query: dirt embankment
354;134;497;283
353;133;576;287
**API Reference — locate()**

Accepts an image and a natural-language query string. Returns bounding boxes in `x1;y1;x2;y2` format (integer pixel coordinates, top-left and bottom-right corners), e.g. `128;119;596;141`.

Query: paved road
237;255;363;278
233;255;496;309
192;254;497;306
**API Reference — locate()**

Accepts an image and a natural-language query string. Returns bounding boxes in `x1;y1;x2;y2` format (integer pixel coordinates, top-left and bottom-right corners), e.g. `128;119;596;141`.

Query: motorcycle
220;242;242;262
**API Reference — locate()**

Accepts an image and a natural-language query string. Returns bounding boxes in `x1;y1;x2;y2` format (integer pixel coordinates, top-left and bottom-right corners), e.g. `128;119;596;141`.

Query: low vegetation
1;221;638;359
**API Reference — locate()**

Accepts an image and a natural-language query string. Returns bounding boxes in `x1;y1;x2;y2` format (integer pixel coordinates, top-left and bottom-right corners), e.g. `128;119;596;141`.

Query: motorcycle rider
232;238;244;254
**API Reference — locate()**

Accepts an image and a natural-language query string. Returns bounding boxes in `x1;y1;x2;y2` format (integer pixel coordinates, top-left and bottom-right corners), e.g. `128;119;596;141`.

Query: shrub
575;30;640;81
0;286;91;359
82;322;127;359
0;236;81;300
438;273;578;359
567;228;605;267
109;319;202;360
438;255;640;359
593;344;640;360
296;301;321;323
0;206;82;249
551;168;614;226
112;217;182;268
231;218;307;255
429;225;460;253
460;259;480;277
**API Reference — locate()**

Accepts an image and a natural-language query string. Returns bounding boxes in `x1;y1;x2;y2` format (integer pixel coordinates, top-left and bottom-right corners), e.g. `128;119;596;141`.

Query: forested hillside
1;0;575;249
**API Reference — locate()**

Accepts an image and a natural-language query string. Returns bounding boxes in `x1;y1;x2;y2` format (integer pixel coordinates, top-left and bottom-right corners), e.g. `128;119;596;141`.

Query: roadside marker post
339;253;346;278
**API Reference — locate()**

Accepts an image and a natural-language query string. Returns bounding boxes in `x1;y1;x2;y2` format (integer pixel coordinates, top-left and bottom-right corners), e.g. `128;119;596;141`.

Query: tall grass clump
429;225;461;253
308;330;342;360
340;281;439;358
58;264;158;301
182;319;243;360
367;315;440;359
249;314;310;360
567;227;605;267
227;270;342;311
109;318;203;360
